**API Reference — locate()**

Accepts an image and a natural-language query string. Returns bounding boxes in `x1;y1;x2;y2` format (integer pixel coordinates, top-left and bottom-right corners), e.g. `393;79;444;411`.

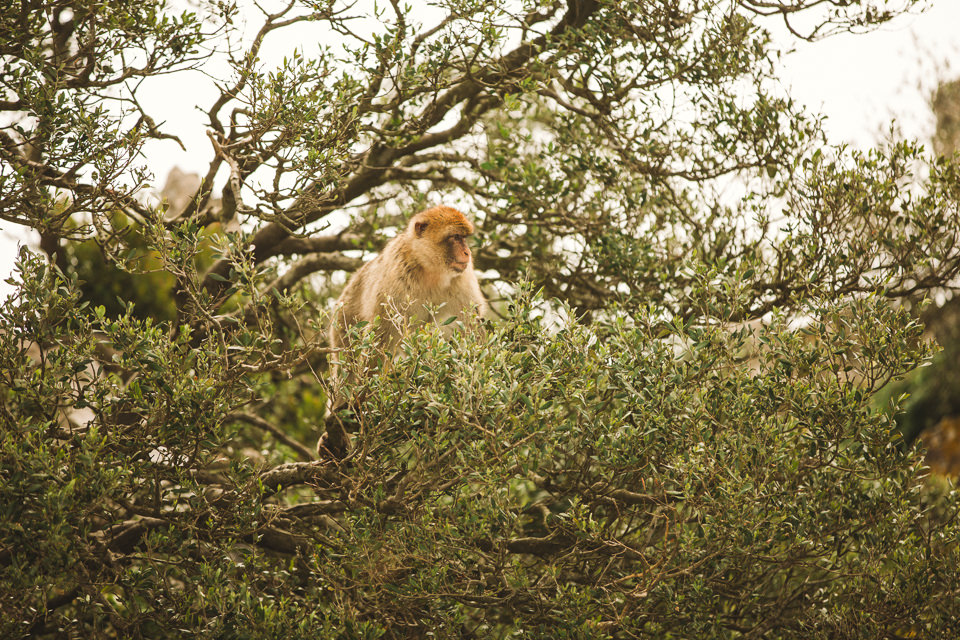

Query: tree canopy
2;0;960;637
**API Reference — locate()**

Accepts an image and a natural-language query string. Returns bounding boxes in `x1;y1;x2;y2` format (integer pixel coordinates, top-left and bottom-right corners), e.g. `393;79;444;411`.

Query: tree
2;0;960;637
872;75;960;453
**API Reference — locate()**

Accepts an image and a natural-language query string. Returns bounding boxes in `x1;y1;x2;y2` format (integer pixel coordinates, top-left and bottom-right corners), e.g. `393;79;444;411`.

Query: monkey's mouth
450;261;469;272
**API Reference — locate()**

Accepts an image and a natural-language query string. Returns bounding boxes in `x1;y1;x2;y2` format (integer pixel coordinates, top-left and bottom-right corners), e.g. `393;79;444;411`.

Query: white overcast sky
776;0;960;147
2;0;960;294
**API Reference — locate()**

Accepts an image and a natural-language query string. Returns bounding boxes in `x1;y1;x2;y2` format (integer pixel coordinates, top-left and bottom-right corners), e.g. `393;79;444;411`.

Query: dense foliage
2;0;960;637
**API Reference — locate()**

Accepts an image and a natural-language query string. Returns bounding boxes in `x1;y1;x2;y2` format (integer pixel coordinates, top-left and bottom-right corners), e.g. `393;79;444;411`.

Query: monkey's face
445;233;472;272
411;207;475;275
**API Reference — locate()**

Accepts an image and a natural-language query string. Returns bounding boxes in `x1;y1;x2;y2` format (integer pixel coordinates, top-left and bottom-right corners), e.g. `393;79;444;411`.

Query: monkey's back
328;256;372;348
328;240;410;349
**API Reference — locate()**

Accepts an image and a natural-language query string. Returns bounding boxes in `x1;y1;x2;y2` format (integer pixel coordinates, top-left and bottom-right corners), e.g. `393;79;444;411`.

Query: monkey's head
409;206;475;275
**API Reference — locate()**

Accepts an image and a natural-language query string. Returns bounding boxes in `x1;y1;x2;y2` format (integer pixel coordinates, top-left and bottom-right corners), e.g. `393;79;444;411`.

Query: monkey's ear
414;221;428;237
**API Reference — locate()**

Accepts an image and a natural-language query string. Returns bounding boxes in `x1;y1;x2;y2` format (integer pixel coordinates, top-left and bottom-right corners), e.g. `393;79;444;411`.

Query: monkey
329;205;488;356
320;205;488;457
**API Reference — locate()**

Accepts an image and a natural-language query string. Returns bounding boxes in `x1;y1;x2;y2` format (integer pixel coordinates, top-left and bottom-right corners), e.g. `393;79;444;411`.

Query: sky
775;0;960;148
2;1;960;296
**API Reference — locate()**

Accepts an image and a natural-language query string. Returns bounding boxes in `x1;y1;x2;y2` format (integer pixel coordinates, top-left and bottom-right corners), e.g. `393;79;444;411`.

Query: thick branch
94;517;170;554
474;534;577;556
245;526;314;555
268;253;363;294
91;515;316;558
272;233;368;257
258;461;339;494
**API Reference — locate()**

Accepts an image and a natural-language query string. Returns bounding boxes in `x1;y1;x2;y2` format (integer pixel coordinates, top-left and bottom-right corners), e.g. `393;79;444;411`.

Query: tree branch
228;411;315;461
272;233;368;257
258;461;339;494
267;253;364;294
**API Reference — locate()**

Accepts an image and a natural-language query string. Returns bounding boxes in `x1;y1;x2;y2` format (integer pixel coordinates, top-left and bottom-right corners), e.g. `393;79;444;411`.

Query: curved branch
207;0;299;135
272;233;369;257
258;461;339;494
268;253;363;295
227;411;315;461
246;526;314;555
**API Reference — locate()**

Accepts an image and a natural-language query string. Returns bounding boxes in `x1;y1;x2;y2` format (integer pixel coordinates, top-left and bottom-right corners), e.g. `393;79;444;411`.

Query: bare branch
228;411;316;461
272;233;369;257
258;461;339;494
268;253;364;294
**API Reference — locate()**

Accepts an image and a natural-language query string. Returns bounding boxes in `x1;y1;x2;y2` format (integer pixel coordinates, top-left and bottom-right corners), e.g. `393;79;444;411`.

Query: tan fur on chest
329;205;488;361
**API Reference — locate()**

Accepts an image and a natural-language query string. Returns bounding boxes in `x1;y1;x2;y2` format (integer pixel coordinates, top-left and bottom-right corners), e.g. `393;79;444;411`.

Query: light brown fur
328;205;488;383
